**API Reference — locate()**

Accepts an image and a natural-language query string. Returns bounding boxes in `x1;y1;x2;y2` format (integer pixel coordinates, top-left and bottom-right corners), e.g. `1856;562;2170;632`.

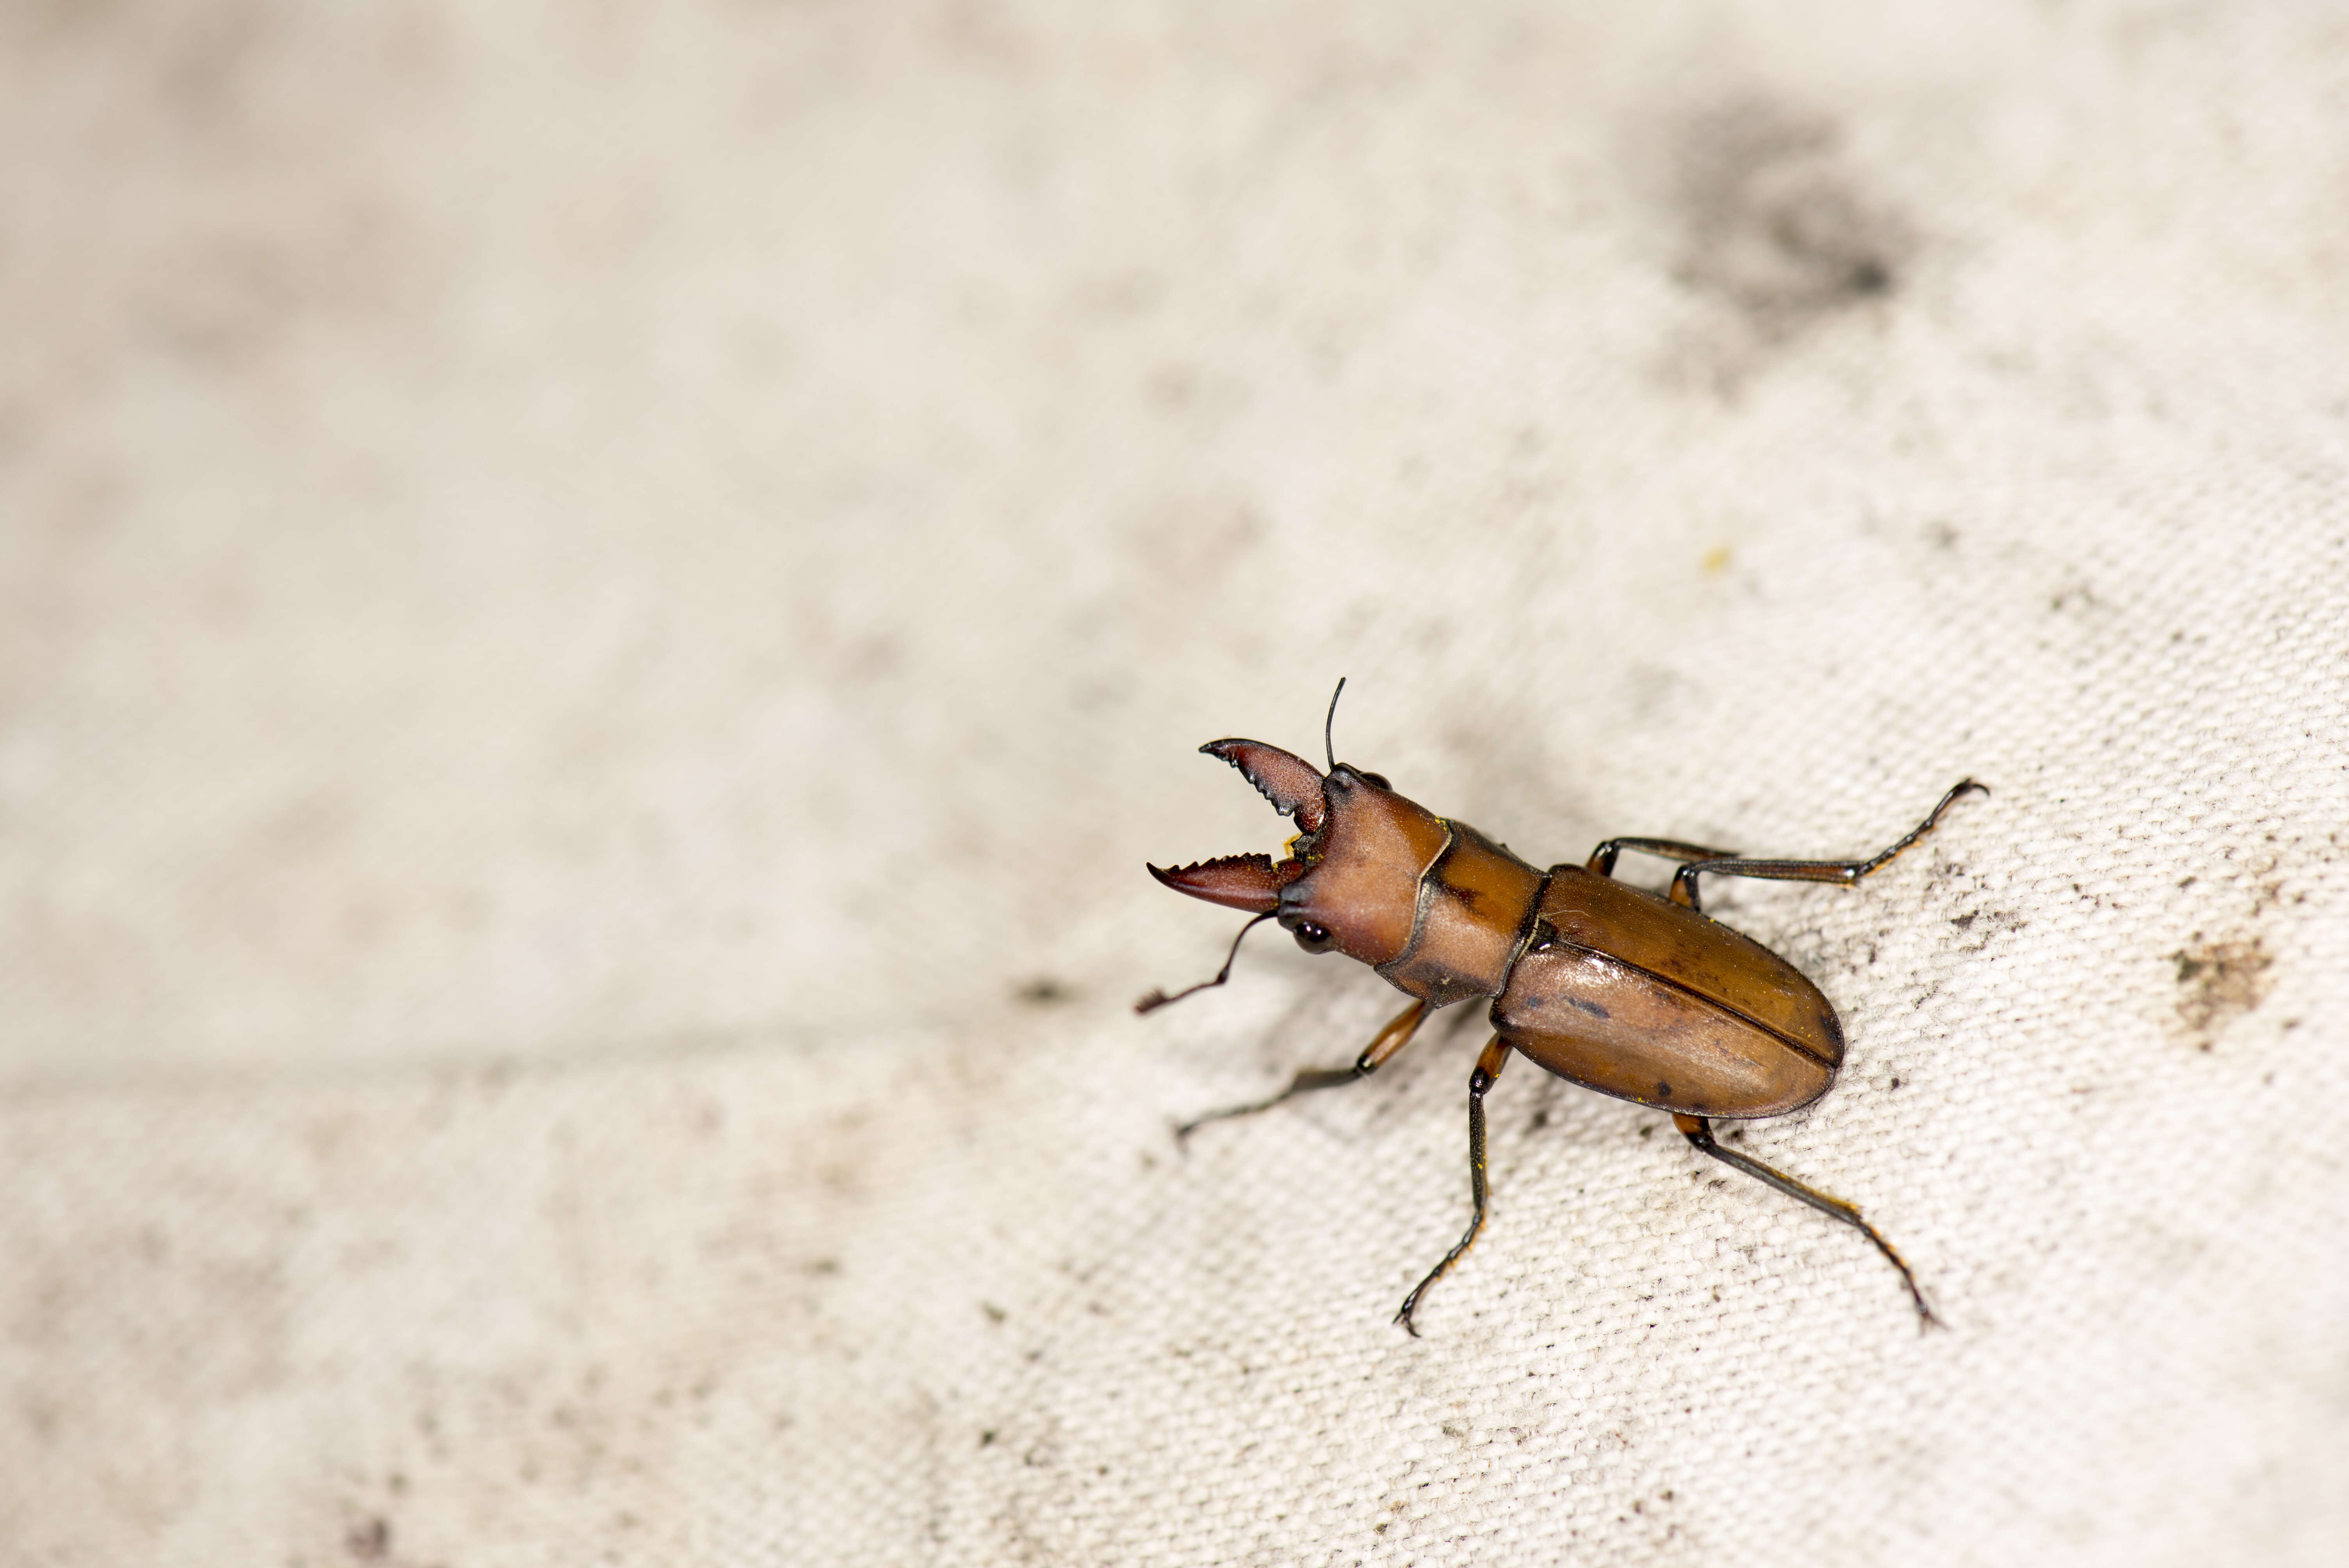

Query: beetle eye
1291;920;1333;954
1356;771;1390;790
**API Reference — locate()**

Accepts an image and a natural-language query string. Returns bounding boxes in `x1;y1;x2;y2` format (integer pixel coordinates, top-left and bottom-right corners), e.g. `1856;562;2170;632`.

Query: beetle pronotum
1141;683;1983;1335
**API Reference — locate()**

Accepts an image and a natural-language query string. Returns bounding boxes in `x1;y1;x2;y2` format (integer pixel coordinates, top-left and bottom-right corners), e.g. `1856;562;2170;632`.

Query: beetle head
1149;738;1448;968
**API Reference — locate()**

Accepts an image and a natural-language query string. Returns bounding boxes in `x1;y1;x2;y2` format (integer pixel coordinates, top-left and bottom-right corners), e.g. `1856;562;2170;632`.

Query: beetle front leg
1392;1035;1513;1338
1675;1114;1938;1327
1175;998;1430;1142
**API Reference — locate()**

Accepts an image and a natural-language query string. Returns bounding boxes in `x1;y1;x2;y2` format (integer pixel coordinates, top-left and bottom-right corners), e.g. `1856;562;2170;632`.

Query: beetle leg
1674;1113;1938;1328
1584;836;1741;878
1667;778;1988;912
1174;998;1430;1142
1392;1035;1514;1338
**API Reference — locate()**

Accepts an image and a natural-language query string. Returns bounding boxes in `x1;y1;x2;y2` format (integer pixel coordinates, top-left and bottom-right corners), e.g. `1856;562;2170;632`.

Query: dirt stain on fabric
1656;94;1910;388
1672;96;1906;322
2172;935;2271;1049
343;1515;391;1561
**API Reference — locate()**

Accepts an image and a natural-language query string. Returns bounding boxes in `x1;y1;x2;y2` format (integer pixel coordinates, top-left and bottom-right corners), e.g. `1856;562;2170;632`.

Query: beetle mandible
1139;682;1985;1336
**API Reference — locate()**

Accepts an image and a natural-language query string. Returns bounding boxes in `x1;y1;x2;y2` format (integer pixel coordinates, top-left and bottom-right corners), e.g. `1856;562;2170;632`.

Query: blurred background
4;2;2347;1564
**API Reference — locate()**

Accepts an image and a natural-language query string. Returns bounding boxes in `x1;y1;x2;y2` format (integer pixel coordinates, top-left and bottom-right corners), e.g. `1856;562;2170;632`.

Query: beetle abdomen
1534;867;1844;1066
1493;942;1833;1117
1490;867;1843;1119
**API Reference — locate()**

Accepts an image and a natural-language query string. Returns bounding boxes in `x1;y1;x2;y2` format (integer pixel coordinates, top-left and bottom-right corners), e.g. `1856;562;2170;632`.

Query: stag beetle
1141;682;1984;1336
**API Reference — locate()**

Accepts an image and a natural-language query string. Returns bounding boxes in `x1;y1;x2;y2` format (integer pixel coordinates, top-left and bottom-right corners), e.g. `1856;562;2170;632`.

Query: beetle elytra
1141;683;1984;1335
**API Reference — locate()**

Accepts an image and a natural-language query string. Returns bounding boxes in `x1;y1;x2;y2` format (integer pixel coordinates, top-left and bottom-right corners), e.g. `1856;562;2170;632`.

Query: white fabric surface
4;2;2347;1564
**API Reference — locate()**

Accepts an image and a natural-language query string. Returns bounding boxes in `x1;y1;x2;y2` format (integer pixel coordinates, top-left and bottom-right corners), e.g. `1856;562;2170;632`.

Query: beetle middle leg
1175;997;1431;1142
1666;778;1987;911
1392;1035;1514;1338
1675;1113;1937;1327
1584;836;1739;878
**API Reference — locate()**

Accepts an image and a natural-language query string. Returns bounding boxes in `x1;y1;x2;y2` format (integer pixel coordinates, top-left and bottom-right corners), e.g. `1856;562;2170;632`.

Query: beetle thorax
1278;769;1545;1005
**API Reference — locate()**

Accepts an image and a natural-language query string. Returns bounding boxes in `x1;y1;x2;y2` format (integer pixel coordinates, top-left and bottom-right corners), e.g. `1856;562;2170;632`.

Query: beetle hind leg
1175;998;1429;1142
1675;1113;1938;1327
1392;1035;1514;1337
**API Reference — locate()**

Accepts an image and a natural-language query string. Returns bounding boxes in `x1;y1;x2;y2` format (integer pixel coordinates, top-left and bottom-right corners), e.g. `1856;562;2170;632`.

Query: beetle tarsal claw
1146;853;1301;914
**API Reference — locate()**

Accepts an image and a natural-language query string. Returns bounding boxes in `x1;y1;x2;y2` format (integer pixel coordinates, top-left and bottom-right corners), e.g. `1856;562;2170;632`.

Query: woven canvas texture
4;2;2348;1564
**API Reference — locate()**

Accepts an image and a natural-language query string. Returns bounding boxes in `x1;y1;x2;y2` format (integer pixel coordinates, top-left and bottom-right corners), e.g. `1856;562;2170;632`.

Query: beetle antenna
1324;676;1347;771
1136;913;1276;1014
